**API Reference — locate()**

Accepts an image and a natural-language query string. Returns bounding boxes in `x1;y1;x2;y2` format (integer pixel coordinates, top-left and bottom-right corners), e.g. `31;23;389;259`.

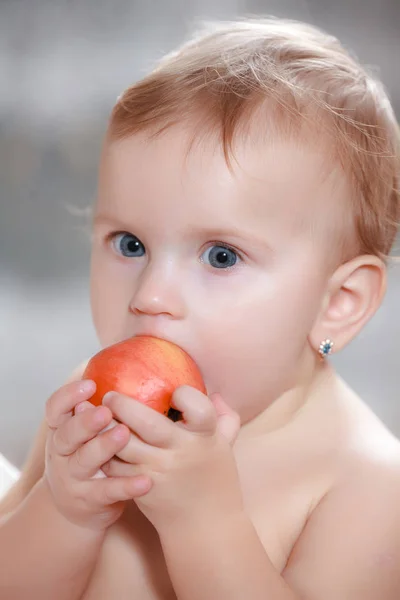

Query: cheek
193;268;324;418
90;253;132;347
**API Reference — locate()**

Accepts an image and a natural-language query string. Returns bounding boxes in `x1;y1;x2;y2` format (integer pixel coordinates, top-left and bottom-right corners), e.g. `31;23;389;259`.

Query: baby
1;17;400;600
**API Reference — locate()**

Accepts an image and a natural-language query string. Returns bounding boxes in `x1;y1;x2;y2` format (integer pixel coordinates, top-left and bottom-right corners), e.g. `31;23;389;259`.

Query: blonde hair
109;18;400;264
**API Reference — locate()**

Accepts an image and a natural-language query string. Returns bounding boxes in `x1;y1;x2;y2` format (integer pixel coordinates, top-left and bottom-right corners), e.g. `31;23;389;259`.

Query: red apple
82;336;206;417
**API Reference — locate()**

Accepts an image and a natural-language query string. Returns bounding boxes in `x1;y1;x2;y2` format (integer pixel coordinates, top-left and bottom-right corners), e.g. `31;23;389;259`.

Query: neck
238;357;336;440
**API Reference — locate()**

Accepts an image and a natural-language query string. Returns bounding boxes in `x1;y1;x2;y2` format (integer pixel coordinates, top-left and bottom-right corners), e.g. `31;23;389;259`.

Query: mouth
132;330;189;355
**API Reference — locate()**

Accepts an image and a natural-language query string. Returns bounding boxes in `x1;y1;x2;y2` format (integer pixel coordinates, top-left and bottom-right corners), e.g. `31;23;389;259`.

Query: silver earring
319;339;334;358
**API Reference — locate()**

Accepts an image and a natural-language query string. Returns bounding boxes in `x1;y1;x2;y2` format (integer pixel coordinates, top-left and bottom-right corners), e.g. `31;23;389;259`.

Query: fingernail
79;380;95;393
75;402;88;413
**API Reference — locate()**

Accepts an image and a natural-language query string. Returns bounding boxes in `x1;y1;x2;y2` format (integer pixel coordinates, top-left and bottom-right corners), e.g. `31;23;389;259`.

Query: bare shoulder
0;359;89;515
283;413;400;599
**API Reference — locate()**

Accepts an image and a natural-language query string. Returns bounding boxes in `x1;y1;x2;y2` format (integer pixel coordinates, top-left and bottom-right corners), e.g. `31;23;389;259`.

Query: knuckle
45;383;77;427
54;425;70;454
82;407;98;432
52;432;62;454
76;409;101;443
73;446;87;471
45;394;57;426
105;458;124;477
102;484;117;505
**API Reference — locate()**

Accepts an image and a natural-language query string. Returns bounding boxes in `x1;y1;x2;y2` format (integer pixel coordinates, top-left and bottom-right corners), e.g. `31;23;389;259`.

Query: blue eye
202;245;238;269
112;233;145;257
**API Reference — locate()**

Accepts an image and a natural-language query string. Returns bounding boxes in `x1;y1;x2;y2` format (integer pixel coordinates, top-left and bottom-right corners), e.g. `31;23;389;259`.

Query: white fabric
0;453;20;499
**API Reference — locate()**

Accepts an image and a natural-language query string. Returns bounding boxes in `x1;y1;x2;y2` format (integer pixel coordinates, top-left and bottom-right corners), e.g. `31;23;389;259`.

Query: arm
160;512;299;600
0;478;105;600
0;418;47;517
0;361;87;518
0;361;106;600
102;388;300;600
282;460;400;600
161;460;400;600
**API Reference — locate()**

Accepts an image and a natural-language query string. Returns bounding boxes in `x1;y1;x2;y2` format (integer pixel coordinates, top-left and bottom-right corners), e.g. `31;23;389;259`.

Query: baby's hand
43;380;150;531
101;387;243;534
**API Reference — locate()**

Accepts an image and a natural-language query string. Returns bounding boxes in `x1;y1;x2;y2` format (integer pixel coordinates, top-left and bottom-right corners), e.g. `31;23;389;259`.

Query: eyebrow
93;214;274;253
93;213;123;227
188;226;274;253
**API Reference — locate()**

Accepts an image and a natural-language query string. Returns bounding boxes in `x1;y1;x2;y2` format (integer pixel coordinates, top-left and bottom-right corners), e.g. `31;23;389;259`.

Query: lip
132;330;178;346
131;330;192;358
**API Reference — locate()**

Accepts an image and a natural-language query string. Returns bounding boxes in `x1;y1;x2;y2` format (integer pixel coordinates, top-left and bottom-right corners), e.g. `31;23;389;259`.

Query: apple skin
82;336;206;417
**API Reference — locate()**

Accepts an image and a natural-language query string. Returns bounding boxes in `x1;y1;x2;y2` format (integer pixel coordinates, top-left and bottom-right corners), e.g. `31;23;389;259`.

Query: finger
114;430;160;465
101;457;139;478
52;405;112;456
210;393;241;443
92;474;152;505
171;386;216;434
46;380;96;429
102;392;175;447
75;400;93;414
69;423;131;479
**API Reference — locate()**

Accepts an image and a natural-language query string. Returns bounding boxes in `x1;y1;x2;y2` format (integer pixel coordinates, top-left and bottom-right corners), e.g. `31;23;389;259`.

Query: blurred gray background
1;0;399;469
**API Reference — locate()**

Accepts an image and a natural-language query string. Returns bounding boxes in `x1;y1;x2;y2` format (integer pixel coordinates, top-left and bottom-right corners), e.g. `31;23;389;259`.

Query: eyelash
107;231;244;264
107;231;133;248
202;241;243;263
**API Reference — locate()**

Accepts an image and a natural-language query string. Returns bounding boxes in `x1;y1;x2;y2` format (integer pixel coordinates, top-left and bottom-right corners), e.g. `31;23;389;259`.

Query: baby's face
91;126;344;422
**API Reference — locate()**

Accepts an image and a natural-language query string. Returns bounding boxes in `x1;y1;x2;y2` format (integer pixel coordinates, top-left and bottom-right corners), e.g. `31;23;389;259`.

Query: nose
129;261;186;319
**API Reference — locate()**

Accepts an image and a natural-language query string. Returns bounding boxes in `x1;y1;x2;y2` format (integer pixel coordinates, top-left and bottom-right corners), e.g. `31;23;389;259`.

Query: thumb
209;393;241;444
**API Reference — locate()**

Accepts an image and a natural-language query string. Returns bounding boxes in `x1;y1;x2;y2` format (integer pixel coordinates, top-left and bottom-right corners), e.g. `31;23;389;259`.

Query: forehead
98;124;348;245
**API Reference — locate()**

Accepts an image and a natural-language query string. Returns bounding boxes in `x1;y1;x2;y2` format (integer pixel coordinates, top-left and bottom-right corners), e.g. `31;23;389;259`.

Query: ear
309;255;387;355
